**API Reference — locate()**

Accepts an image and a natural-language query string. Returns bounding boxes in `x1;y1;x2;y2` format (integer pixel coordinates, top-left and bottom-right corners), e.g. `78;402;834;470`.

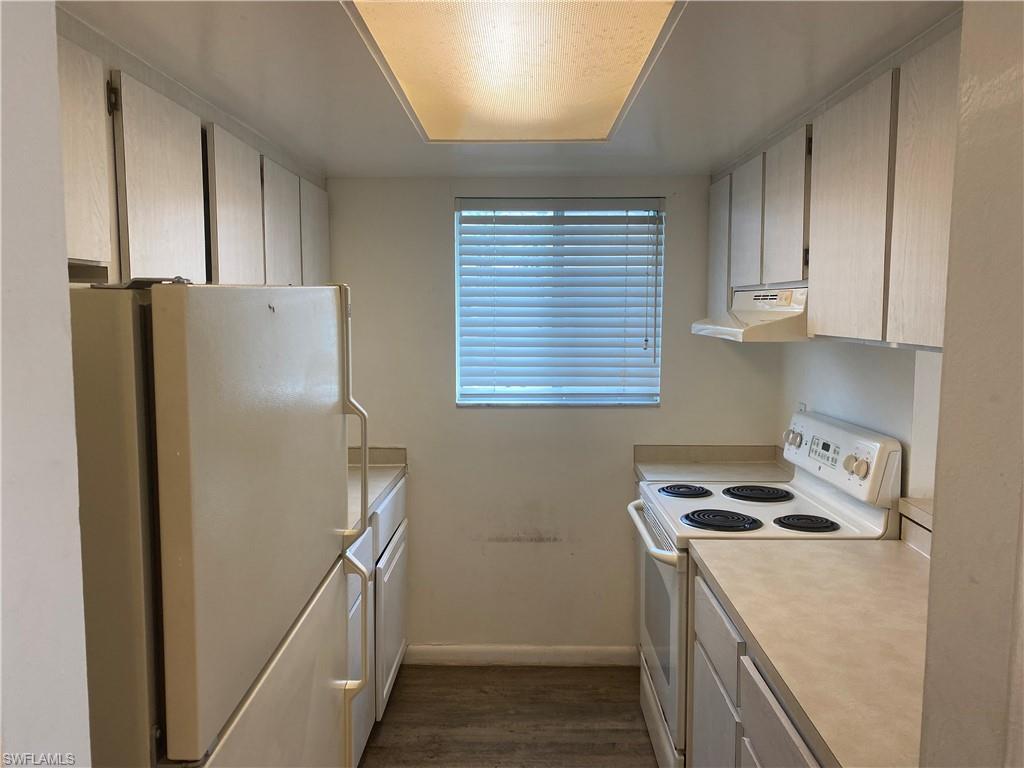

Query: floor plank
360;666;657;768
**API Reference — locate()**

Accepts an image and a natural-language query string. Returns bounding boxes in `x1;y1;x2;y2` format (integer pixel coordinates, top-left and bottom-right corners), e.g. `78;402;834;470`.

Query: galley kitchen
3;2;1021;768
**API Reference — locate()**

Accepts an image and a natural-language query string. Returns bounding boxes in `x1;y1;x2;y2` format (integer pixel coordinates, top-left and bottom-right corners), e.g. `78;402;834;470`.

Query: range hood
691;287;808;342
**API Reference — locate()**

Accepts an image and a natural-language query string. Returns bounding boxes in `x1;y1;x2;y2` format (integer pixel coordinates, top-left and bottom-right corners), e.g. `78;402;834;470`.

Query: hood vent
691;287;808;342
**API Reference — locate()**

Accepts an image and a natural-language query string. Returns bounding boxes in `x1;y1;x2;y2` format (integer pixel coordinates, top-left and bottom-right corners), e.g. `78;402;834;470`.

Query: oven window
645;555;672;682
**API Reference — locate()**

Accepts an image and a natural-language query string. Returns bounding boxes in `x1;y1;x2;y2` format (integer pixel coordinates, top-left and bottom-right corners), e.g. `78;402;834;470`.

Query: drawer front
374;477;406;563
695;575;745;705
739;738;763;768
739;656;818;768
692;642;741;768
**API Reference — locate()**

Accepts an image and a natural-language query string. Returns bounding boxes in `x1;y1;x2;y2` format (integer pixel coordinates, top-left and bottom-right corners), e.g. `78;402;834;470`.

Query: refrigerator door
205;558;350;767
151;284;349;760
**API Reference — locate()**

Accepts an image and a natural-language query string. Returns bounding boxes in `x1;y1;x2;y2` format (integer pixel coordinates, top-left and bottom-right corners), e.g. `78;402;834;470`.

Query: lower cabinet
375;518;409;719
347;528;376;765
691;570;819;768
692;642;741;768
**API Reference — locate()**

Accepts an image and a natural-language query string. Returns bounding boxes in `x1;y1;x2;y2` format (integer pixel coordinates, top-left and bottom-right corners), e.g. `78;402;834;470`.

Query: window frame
454;197;665;408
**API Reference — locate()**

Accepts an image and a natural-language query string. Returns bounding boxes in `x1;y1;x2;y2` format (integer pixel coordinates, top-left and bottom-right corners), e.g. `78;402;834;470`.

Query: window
455;198;665;405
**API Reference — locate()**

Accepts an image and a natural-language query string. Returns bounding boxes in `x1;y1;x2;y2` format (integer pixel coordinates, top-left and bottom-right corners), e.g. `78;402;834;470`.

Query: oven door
628;501;687;749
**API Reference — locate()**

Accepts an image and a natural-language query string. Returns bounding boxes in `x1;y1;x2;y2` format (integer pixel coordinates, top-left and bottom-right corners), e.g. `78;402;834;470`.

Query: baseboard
404;644;639;666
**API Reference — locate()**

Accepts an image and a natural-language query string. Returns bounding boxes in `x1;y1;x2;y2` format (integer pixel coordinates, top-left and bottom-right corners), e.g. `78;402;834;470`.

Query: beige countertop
689;540;930;768
347;464;406;529
635;460;793;483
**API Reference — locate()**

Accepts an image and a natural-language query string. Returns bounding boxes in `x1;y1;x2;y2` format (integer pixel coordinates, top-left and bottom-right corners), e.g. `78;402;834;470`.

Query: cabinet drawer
695;575;745;704
739;656;818;768
739;737;763;768
692;642;741;768
374;476;406;563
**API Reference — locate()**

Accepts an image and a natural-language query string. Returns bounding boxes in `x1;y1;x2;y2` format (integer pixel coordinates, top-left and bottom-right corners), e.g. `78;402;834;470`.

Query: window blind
455;198;665;405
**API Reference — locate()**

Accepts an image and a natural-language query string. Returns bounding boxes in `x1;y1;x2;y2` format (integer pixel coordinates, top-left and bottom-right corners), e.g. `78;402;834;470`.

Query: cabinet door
808;70;896;340
262;157;302;285
300;178;331;286
347;527;375;766
112;71;205;283
375;518;408;719
347;579;375;765
887;30;960;347
730;153;764;287
763;125;810;284
691;642;741;768
57;37;118;275
707;175;731;317
207;125;265;285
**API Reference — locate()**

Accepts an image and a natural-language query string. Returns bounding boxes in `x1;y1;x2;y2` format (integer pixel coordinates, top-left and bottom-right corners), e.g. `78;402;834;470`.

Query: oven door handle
627;500;679;566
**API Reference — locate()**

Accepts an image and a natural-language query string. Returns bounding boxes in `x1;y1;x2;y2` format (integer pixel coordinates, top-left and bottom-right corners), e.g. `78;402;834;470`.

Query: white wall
920;2;1023;764
1;1;92;759
330;176;783;654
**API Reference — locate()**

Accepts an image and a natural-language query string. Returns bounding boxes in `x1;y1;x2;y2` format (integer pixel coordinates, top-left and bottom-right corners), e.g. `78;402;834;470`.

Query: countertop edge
688;543;842;768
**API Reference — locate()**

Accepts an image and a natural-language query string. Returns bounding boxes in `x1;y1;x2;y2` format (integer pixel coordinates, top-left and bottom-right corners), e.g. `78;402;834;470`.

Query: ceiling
62;1;957;179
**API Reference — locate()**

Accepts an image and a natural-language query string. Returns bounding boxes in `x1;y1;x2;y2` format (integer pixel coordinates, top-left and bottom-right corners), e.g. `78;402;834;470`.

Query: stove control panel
783;411;902;508
809;436;841;468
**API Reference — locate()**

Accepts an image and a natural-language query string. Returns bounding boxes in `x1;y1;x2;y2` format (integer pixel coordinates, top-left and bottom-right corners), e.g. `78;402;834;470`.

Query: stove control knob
783;429;795;445
843;454;857;473
790;431;803;448
853;458;870;480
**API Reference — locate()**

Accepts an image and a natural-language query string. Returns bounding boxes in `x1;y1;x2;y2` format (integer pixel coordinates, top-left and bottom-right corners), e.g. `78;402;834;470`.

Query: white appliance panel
205;559;349;767
151;284;349;760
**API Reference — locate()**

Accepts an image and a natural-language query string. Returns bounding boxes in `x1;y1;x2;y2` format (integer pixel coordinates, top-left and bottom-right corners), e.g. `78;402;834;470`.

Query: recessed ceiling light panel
344;0;680;142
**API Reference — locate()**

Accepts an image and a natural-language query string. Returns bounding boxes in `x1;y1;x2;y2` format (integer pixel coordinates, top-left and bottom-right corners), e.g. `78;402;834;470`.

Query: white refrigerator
70;282;370;767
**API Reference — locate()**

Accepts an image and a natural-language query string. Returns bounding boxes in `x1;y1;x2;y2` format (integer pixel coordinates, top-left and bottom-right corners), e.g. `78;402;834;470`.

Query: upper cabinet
299;179;331;286
807;70;897;341
262;158;302;286
729;153;764;288
207;125;265;285
112;71;206;283
887;30;961;348
57;38;118;276
763;125;810;285
707;176;732;319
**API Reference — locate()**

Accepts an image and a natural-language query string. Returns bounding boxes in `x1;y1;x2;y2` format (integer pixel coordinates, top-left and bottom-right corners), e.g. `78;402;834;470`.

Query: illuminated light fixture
343;0;681;142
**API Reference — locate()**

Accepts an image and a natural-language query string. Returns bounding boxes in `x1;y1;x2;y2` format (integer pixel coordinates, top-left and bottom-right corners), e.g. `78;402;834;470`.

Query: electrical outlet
797;401;807;413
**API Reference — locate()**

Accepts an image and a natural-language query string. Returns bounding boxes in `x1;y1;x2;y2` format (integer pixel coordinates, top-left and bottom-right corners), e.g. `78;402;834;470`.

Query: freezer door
151;284;348;760
205;558;349;767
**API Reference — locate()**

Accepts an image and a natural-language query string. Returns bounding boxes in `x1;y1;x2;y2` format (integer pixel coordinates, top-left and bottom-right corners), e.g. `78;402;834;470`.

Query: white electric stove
628;411;903;768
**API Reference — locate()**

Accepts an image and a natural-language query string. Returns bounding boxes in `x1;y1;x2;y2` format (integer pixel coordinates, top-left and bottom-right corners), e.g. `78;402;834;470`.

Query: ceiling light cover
348;0;677;142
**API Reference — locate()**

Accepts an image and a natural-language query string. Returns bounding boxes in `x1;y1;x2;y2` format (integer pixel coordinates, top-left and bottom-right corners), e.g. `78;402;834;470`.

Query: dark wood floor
360;666;657;768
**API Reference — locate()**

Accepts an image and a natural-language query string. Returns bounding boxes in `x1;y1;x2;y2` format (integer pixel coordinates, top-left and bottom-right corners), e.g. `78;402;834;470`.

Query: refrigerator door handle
333;554;370;768
336;284;369;547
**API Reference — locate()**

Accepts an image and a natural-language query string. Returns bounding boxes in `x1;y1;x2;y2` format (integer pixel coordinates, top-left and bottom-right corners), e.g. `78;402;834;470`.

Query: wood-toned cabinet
707;176;731;318
112;71;206;283
57;37;118;277
729;153;765;288
887;29;961;348
300;178;331;286
807;69;897;341
763;125;810;285
207;125;265;285
262;157;303;286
